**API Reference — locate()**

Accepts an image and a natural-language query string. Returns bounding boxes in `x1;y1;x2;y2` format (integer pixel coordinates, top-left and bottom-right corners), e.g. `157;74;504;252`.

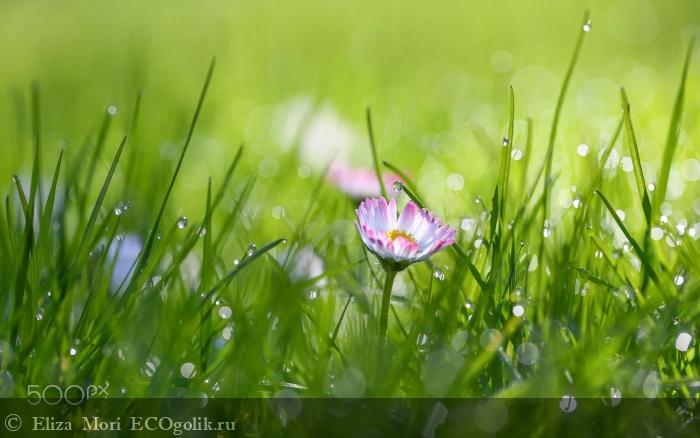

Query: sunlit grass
0;2;698;432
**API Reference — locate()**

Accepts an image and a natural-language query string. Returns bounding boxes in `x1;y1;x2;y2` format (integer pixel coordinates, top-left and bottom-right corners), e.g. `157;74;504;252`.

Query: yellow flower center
386;229;416;243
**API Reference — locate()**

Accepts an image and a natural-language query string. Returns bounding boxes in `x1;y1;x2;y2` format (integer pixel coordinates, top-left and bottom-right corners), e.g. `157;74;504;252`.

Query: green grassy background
0;0;699;423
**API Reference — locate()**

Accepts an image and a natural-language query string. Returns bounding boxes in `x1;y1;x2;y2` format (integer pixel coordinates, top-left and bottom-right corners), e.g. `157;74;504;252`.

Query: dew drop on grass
177;216;189;229
647;183;655;192
222;326;233;341
247;243;256;256
528;255;538;272
608;387;622;407
674;275;685;286
233;259;240;266
543;228;552;238
69;347;78;357
501;137;509;147
512;304;525;317
479;329;503;352
572;198;581;209
433;268;445;281
594;250;603;259
36;310;44;321
218;306;232;320
620;156;634;172
392;180;403;192
675;333;692;352
511;148;523;160
180;362;196;379
576;143;589;157
106;104;118;116
516;343;539;365
307;290;318;300
272;206;285;219
582;19;592;32
650;227;664;240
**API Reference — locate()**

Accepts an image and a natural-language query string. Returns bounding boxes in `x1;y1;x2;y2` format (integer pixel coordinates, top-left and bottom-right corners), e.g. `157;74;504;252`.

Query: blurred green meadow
0;0;699;432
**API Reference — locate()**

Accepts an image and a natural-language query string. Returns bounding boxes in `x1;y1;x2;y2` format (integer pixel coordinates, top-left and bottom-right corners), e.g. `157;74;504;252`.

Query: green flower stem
378;269;398;344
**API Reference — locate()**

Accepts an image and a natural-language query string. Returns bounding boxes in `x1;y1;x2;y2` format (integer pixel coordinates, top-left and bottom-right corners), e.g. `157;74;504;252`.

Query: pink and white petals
328;163;402;200
354;197;457;268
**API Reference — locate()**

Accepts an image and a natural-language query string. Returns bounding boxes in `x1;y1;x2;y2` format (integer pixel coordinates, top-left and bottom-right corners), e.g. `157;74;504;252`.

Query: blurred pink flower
328;163;402;200
354;197;456;268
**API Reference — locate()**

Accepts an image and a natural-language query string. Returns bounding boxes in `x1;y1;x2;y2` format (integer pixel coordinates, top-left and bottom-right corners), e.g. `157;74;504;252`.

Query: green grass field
0;0;699;434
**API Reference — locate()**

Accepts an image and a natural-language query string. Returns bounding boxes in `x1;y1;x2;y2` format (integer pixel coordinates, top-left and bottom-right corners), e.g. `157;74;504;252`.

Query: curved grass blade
202;237;286;305
366;107;387;198
620;88;652;226
74;136;128;260
594;190;658;285
654;38;694;216
542;11;590;233
129;58;216;287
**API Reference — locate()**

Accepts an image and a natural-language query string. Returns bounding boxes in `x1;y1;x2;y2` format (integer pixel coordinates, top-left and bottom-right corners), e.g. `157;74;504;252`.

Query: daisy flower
355;197;457;346
355;197;456;270
328;163;402;200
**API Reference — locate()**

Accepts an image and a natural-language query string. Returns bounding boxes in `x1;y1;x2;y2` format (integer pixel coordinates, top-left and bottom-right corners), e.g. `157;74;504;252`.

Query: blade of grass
594;190;659;286
366;107;387;199
620;88;652;226
382;159;421;200
73;136;128;262
654;38;694;217
542;11;590;239
128;57;216;287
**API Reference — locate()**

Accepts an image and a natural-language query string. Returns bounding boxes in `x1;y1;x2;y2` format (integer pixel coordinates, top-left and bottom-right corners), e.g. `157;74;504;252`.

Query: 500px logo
26;384;110;405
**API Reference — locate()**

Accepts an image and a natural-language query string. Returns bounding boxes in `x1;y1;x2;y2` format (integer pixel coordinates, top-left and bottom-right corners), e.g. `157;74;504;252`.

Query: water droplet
512;304;525;317
218;306;232;319
433;268;445;281
572;198;581;209
511;148;523;160
543;228;552;238
222;326;233;341
233;259;240;266
647;183;656;192
675;332;692;352
594;250;603;259
180;362;196;378
177;216;189;229
107;105;118;116
674;275;685;286
198;227;207;237
516;342;539;365
576;143;589;157
479;329;503;352
307;290;318;300
619;156;633;173
528;255;538;272
582;19;592;32
247;243;257;256
501;137;509;147
650;227;663;241
113;200;130;216
272;206;285;219
393;180;403;192
608;387;622;407
69;347;78;357
519;240;525;247
560;395;577;412
36;310;44;321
